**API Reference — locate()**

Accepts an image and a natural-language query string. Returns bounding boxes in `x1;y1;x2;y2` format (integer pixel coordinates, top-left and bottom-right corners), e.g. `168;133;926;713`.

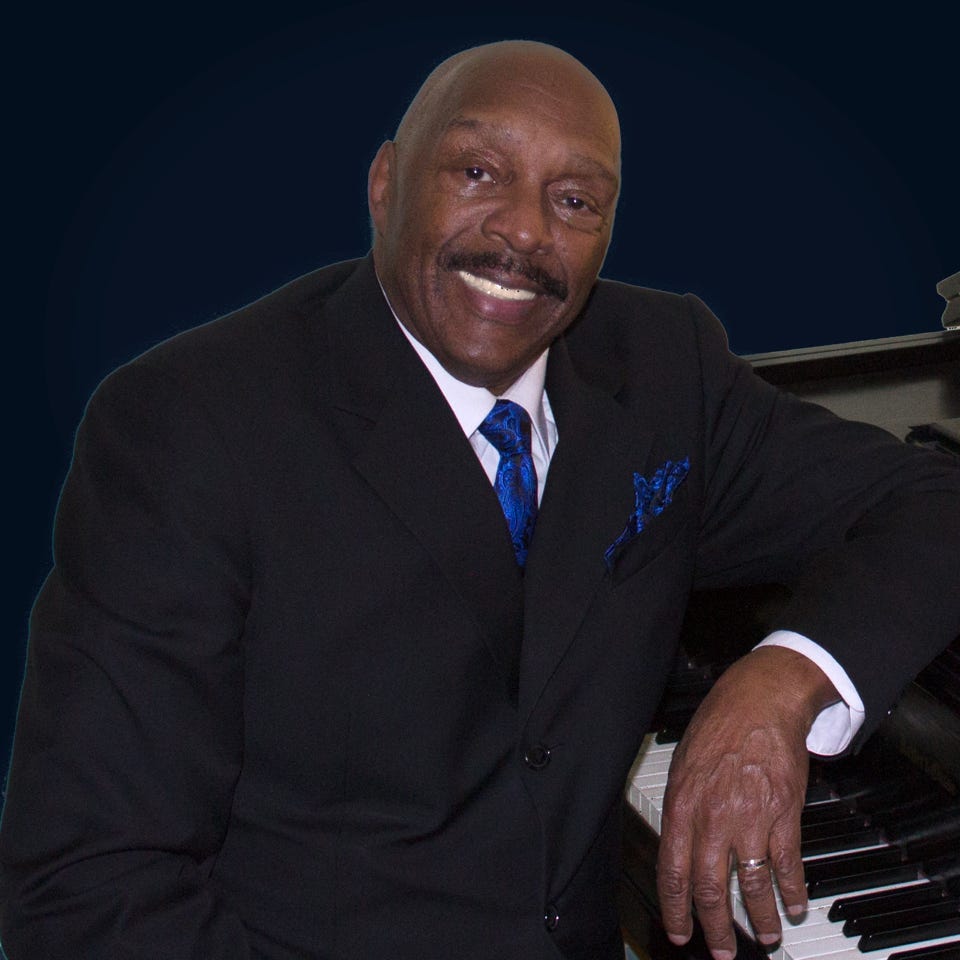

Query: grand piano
619;318;960;960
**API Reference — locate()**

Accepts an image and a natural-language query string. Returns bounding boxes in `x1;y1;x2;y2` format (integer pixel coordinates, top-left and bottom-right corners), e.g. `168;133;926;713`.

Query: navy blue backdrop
5;2;957;780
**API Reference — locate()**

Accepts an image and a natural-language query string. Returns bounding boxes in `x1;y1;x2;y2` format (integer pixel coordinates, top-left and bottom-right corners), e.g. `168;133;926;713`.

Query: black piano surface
619;329;960;960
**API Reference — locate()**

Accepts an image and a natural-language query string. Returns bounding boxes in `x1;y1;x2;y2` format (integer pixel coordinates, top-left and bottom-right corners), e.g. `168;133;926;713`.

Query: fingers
735;853;780;946
660;837;793;960
688;848;738;960
658;792;740;960
725;782;808;947
733;802;804;945
656;802;696;947
655;735;810;959
768;816;809;919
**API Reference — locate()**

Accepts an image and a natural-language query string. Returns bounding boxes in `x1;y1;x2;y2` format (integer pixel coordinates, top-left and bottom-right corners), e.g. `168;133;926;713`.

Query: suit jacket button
524;744;551;769
544;905;560;931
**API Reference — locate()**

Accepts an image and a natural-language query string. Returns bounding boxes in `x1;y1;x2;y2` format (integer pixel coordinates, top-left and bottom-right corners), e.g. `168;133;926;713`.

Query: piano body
619;329;960;960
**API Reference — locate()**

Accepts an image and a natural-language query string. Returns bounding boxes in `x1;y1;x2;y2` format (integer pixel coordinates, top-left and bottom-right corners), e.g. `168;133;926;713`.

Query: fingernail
758;933;780;945
786;904;806;917
667;934;690;946
711;950;735;960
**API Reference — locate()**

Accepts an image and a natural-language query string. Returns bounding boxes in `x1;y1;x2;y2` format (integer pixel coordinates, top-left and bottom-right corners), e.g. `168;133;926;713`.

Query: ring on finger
738;857;769;871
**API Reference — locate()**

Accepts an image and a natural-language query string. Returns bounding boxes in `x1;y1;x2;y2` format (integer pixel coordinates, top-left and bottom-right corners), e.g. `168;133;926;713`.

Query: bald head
368;41;621;394
394;41;620;165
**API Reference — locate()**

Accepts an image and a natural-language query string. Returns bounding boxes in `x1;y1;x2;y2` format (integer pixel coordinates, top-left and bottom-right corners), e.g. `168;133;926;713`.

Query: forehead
415;54;621;174
437;96;620;177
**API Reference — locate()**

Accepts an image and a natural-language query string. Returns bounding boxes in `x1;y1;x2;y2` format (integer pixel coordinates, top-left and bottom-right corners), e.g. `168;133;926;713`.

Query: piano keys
623;708;960;960
621;622;960;960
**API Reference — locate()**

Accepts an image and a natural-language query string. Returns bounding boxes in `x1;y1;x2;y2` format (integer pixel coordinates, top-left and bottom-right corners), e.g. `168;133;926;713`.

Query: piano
619;328;960;960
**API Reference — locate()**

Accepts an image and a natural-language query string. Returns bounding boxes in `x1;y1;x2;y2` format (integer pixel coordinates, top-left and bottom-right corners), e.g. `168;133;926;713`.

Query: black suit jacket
2;256;958;959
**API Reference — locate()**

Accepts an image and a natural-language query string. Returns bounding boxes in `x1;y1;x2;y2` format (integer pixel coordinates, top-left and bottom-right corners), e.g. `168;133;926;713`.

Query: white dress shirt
389;297;864;755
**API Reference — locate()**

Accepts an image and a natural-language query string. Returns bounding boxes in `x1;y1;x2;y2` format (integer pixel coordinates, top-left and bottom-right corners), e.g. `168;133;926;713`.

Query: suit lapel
519;337;656;721
319;259;524;690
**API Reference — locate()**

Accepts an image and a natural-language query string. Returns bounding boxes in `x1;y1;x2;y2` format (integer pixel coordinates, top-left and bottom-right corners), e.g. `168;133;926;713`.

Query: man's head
369;40;621;394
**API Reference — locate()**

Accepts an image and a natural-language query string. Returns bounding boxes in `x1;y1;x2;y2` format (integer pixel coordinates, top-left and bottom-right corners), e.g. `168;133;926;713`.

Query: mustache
440;251;568;302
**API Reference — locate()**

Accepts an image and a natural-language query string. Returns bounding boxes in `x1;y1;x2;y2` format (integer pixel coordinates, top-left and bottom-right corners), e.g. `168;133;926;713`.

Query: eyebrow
443;115;620;188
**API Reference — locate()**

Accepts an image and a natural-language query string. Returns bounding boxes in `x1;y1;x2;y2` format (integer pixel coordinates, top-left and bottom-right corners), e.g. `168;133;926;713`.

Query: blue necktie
478;400;538;568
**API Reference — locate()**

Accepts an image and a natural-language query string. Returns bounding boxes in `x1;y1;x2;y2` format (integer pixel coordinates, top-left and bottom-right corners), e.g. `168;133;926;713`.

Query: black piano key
805;847;904;883
804;842;957;900
848;790;946;827
829;882;949;922
654;727;686;745
905;838;960;863
819;776;897;805
886;805;960;845
805;780;842;805
803;814;872;842
859;914;960;951
828;768;925;800
809;863;922;899
802;799;856;826
859;789;947;818
926;857;960;884
887;944;960;960
802;827;885;858
844;898;960;936
861;783;950;815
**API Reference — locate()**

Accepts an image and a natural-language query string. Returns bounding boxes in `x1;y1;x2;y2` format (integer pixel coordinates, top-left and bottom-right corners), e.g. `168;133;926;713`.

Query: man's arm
0;360;252;958
656;295;960;960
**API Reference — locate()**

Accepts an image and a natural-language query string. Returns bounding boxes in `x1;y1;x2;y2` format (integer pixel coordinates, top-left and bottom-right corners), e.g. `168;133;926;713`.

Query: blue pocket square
603;457;690;570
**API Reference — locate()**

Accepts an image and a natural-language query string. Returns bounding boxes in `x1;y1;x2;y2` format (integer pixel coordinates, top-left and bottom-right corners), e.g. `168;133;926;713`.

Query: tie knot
478;400;533;457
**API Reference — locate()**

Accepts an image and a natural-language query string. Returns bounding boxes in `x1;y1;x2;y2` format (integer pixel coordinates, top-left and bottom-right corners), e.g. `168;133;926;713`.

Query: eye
563;195;589;211
464;166;493;182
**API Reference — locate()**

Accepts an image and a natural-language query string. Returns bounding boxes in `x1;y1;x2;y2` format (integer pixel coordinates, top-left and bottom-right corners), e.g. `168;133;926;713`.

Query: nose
481;180;552;256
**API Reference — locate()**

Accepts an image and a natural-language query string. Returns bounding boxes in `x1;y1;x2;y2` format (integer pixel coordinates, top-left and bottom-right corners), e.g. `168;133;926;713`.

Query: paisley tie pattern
478;400;538;568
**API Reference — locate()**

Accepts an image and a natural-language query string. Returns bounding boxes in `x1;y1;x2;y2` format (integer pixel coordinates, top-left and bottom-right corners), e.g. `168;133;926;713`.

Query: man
1;40;957;960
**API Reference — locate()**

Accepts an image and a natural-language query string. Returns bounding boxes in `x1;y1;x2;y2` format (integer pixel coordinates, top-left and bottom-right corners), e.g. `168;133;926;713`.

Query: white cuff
755;631;866;756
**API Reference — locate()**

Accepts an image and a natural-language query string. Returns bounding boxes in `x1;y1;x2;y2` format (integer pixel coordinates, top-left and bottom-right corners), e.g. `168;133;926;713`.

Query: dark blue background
5;2;957;780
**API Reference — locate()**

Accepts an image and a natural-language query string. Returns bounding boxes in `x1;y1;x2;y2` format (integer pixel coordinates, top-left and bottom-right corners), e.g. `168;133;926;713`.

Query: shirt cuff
754;630;866;756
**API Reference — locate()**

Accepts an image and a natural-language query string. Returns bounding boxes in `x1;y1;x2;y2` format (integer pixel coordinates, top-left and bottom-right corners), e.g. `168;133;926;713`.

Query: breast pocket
609;518;689;586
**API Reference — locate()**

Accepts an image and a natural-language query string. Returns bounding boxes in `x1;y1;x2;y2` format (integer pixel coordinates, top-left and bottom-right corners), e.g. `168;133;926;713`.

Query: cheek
563;238;608;288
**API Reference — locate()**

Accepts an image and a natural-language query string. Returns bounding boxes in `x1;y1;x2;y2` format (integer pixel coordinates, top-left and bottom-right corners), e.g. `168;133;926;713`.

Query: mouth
457;270;536;302
440;250;568;302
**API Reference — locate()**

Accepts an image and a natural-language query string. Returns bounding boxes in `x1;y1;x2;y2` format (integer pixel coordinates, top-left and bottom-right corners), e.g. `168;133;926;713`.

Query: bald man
1;41;958;960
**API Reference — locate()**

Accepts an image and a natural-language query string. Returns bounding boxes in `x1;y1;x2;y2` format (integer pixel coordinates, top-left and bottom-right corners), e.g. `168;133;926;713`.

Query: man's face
370;54;621;394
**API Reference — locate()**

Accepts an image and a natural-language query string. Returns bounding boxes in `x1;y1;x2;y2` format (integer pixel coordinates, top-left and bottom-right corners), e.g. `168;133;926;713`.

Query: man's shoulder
121;256;366;369
585;276;701;329
563;276;719;373
89;256;373;417
592;276;687;306
148;256;366;362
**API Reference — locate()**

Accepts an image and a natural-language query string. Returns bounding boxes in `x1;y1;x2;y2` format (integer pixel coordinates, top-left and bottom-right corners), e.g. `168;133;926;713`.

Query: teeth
458;270;536;301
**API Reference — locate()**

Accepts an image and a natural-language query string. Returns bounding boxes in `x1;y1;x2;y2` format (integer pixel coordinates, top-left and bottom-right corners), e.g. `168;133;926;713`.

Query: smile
457;271;536;302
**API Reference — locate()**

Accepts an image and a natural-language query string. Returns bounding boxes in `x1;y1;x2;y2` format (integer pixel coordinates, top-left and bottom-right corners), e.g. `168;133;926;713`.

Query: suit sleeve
686;294;960;744
0;360;253;958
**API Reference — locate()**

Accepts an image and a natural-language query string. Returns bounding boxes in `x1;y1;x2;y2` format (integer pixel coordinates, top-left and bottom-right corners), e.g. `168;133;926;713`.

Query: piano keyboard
625;735;960;960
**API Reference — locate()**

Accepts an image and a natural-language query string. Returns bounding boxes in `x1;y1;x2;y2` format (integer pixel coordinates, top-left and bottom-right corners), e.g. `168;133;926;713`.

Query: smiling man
1;41;959;960
369;42;621;394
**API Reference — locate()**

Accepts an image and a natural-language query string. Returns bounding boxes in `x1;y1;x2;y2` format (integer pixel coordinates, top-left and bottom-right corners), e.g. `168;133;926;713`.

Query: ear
368;140;396;238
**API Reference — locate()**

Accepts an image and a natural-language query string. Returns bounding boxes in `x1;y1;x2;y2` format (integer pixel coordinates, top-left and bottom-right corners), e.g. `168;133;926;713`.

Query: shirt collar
376;276;550;447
